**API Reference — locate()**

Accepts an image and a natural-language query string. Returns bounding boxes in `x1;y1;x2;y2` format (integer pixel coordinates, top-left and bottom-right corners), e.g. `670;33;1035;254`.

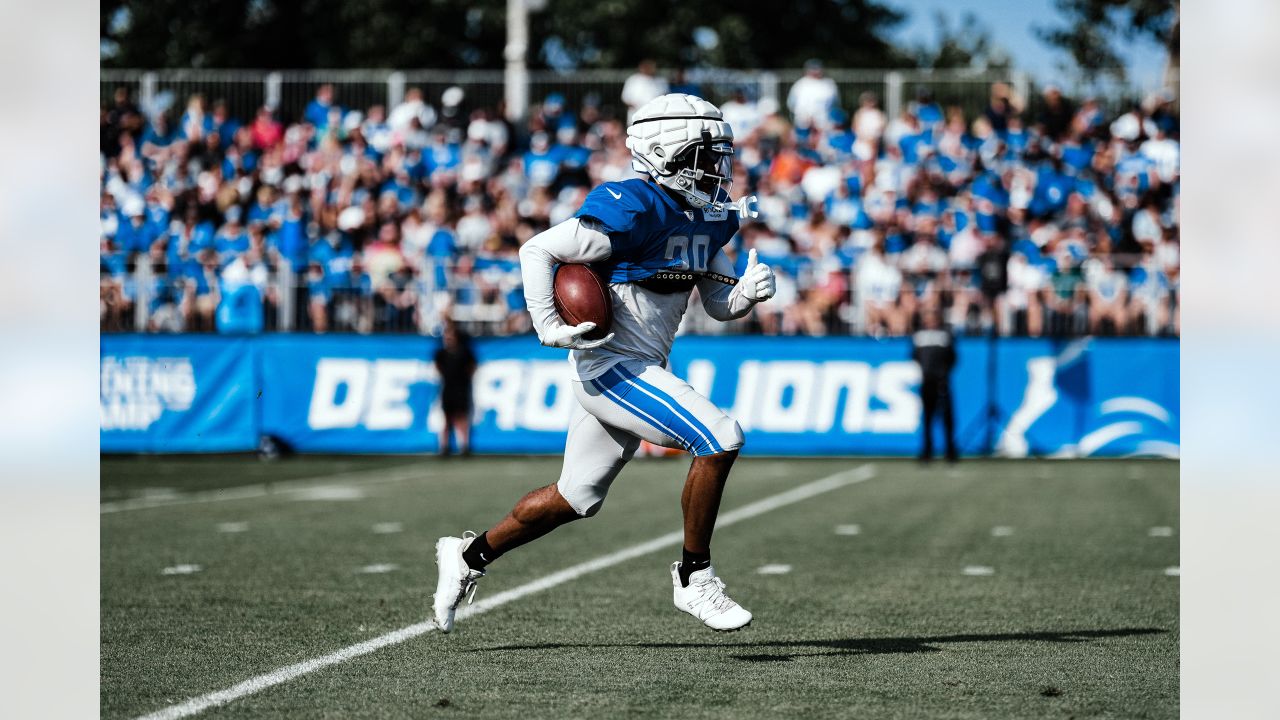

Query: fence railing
100;67;1177;129
101;255;1179;340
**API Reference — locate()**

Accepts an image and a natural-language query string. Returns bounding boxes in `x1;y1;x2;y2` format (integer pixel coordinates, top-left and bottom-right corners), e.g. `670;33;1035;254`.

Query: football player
433;94;776;632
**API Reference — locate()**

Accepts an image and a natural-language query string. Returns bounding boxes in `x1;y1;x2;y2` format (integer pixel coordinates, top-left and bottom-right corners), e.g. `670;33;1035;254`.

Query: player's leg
680;448;738;555
484;403;639;554
453;414;471;455
437;411;452;456
430;402;637;632
580;361;752;631
920;378;937;461
941;380;958;462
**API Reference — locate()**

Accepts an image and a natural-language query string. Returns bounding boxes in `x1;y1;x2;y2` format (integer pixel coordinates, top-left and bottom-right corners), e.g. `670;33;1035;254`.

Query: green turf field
101;456;1178;719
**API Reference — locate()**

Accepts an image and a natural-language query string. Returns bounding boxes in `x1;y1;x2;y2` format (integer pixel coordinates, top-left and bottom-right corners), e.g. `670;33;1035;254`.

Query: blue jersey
574;179;740;284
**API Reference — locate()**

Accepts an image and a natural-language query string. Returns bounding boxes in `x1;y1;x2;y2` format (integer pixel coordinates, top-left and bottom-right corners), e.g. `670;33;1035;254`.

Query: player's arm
698;248;776;321
519;217;615;349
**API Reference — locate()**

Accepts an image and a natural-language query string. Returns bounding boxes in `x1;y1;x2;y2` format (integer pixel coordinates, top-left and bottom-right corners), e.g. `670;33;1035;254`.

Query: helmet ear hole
653;146;665;158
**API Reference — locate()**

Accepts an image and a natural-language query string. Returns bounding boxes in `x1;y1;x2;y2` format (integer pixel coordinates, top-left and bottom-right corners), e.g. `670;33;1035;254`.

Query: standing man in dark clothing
433;321;478;456
912;310;958;463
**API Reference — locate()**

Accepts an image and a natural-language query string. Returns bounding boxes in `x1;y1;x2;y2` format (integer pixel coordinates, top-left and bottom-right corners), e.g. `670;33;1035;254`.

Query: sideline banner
100;335;259;452
101;334;1179;457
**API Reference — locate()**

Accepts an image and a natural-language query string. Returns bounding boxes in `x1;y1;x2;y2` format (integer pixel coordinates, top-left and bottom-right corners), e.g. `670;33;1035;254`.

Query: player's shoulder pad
575;179;651;234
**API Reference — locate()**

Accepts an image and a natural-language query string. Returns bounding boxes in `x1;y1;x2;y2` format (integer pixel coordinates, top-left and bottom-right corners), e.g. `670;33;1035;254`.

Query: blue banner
100;335;259;452
101;334;1179;457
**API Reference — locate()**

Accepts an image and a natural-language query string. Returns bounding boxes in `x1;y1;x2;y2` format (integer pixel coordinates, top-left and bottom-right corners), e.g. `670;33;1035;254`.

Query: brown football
553;263;612;340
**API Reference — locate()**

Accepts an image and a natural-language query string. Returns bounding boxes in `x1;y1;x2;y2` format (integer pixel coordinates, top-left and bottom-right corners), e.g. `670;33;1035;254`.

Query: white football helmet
626;93;735;210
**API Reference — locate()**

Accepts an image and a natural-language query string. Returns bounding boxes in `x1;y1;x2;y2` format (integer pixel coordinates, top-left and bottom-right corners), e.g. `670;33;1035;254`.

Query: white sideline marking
356;564;399;574
1148;526;1174;537
101;463;436;514
132;464;877;720
290;485;365;502
991;526;1014;537
1164;566;1180;576
371;522;404;535
756;564;792;575
161;564;202;576
962;565;995;576
216;522;249;534
834;524;861;536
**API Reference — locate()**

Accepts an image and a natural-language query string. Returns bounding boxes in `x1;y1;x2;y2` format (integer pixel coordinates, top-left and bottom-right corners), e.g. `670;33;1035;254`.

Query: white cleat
671;562;753;632
432;531;485;633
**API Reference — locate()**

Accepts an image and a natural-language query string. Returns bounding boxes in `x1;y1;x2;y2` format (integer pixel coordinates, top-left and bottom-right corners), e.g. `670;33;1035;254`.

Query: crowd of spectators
100;61;1180;337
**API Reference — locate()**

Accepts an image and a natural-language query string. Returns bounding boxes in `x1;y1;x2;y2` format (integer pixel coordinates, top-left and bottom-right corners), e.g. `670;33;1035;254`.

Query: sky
887;0;1171;82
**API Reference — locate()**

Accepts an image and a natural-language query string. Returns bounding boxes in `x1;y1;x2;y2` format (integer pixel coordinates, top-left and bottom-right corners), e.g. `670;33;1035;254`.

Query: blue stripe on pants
610;364;724;454
594;367;720;456
589;375;693;452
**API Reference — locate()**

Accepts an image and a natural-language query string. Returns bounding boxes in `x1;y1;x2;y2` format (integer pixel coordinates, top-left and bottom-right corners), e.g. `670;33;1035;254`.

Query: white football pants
555;359;743;517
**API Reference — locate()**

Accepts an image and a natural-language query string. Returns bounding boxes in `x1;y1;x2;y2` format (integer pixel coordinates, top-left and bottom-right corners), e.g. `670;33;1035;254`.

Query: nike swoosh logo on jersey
606;187;622;199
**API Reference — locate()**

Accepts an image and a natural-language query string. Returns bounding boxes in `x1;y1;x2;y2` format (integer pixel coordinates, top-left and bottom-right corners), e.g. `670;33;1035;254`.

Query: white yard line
132;464;877;720
100;463;439;514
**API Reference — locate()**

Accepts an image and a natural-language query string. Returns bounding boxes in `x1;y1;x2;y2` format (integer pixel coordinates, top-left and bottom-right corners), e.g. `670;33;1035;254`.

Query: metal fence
100;67;1176;126
101;257;1178;340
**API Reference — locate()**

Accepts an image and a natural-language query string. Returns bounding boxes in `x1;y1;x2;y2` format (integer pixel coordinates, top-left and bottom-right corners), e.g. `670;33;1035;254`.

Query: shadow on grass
471;628;1167;662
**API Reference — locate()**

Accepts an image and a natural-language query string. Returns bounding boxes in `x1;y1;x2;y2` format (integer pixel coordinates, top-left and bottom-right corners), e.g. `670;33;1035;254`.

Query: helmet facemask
658;129;734;210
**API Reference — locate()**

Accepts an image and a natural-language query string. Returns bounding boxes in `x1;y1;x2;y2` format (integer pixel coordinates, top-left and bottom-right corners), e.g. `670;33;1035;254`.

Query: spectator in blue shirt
116;196;162;256
305;84;337;128
214;206;250;265
272;194;311;273
523;132;560;188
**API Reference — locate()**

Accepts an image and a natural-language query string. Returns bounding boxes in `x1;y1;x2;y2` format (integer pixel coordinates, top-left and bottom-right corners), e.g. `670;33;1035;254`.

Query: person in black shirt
433;321;477;456
912;310;958;463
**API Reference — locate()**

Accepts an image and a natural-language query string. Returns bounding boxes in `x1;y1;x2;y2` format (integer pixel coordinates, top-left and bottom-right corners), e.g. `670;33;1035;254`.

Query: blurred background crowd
100;62;1179;338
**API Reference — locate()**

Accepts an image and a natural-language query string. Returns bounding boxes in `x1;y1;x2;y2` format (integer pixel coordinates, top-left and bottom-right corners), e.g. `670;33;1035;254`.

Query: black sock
679;548;712;587
462;532;501;570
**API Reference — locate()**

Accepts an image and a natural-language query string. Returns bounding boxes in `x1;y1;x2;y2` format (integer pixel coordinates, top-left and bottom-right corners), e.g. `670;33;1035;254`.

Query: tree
100;0;510;68
1035;0;1178;80
912;11;1011;71
100;0;911;70
530;0;911;70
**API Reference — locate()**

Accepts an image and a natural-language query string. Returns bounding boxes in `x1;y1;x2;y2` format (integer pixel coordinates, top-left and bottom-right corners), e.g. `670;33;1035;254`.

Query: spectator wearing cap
117;195;161;256
437;87;468;131
1110;101;1157;143
788;59;840;131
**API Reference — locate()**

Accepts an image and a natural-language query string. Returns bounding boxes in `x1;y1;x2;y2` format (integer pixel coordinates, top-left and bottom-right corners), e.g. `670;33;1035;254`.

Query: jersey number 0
665;234;710;272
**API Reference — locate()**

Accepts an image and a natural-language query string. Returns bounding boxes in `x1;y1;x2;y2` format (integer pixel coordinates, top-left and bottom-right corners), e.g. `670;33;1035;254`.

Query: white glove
539;321;614;350
738;248;776;302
